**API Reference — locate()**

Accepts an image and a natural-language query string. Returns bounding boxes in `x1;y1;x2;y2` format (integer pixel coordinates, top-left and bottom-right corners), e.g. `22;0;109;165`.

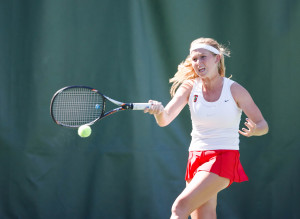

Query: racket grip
132;103;151;110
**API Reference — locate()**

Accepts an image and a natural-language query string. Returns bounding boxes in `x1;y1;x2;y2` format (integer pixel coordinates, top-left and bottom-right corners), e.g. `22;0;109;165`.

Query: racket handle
132;103;151;110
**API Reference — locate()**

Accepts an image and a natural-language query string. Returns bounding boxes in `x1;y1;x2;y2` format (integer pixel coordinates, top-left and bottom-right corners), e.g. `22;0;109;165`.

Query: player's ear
215;54;221;63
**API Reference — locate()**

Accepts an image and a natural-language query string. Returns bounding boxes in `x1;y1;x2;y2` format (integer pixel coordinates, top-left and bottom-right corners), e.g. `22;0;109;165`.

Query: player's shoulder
230;80;247;92
182;79;195;88
230;80;251;100
174;79;195;98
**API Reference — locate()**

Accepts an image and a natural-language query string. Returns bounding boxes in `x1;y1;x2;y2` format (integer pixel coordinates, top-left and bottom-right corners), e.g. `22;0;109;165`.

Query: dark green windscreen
0;0;299;218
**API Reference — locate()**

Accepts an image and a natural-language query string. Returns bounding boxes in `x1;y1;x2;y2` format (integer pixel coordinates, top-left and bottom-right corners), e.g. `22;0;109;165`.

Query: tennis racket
50;85;151;128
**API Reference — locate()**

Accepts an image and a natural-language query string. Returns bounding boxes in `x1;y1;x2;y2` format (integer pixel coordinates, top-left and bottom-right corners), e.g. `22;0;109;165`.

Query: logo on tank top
193;95;198;102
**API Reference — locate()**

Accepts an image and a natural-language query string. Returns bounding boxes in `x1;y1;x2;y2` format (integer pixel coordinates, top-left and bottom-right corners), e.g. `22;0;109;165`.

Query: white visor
190;44;220;55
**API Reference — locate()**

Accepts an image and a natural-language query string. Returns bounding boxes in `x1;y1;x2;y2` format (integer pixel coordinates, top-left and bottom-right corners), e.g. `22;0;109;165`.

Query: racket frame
50;85;150;128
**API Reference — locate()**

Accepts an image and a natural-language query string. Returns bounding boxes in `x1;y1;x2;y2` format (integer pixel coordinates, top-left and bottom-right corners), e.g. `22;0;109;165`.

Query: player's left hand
239;118;257;137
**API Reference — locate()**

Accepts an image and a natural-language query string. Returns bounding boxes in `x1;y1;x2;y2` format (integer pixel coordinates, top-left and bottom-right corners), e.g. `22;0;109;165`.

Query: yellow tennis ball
78;125;92;138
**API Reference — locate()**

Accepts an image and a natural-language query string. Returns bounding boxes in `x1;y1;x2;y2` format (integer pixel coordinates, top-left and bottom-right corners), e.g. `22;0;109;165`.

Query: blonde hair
169;38;230;96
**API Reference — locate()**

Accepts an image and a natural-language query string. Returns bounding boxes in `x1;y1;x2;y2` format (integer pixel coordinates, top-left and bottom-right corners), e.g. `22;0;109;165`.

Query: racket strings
52;88;104;127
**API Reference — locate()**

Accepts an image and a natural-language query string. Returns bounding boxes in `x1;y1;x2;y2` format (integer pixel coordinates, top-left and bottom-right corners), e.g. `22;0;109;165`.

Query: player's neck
201;74;223;92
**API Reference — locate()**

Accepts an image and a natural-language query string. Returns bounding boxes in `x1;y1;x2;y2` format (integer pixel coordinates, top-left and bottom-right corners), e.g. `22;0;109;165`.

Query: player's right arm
144;80;194;127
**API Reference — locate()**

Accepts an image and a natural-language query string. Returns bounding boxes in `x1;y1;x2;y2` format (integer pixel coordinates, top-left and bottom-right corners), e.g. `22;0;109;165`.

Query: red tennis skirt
185;150;248;186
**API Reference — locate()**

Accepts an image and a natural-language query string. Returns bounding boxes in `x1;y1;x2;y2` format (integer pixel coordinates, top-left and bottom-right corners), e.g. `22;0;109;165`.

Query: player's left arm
231;82;269;137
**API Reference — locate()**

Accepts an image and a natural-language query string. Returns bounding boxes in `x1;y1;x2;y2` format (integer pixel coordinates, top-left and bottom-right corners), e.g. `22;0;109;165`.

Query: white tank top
188;77;242;151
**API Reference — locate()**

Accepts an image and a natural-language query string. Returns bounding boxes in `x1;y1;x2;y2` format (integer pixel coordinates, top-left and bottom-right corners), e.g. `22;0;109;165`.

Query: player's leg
190;195;217;219
170;171;229;219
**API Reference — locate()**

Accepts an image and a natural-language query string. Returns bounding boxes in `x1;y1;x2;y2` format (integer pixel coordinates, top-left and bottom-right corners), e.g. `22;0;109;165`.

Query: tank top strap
222;78;234;98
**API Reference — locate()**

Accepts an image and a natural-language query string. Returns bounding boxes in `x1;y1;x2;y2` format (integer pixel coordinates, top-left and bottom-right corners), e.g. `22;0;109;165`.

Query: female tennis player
144;37;269;219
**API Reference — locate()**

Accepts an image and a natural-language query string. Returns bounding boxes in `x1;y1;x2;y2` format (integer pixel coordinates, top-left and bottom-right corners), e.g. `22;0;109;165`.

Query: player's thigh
175;171;229;214
190;195;217;219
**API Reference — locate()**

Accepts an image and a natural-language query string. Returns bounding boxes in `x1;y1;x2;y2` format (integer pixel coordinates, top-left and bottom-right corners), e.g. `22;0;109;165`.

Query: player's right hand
144;100;164;115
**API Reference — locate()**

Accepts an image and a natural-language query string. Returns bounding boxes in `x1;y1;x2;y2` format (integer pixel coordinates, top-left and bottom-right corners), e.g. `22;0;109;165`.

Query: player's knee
171;199;189;219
